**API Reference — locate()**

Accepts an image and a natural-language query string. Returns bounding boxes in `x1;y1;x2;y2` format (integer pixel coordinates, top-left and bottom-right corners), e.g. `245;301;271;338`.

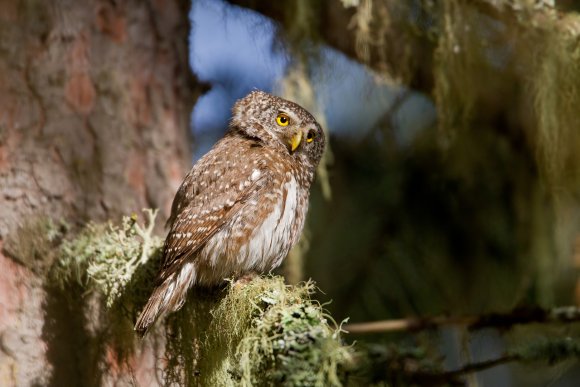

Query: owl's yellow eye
276;113;290;127
306;130;315;143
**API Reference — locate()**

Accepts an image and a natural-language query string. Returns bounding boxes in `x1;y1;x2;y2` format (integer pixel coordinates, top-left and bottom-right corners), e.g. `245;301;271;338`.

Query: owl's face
231;90;325;171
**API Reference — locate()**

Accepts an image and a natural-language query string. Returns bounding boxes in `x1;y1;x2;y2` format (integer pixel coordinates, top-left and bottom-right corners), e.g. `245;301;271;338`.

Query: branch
344;306;580;334
403;355;519;386
359;337;580;385
445;355;518;376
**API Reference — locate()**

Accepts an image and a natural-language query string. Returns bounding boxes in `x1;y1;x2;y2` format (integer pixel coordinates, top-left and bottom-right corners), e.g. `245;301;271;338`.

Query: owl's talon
233;272;258;288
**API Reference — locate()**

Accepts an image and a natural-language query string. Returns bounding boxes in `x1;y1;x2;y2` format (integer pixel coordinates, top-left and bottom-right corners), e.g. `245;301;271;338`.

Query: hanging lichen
52;208;163;308
530;14;580;186
430;0;580;275
196;276;354;386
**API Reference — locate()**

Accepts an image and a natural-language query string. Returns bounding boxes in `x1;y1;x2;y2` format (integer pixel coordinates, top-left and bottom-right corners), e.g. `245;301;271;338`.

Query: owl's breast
196;173;308;284
238;173;307;271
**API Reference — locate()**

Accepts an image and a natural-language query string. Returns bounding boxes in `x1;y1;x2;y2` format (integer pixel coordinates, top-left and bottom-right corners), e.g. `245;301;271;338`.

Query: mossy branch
355;336;580;386
48;210;355;386
163;277;356;386
204;277;355;386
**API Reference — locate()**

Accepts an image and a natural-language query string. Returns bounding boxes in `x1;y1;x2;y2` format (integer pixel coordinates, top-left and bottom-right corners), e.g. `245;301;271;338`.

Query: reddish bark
0;0;199;385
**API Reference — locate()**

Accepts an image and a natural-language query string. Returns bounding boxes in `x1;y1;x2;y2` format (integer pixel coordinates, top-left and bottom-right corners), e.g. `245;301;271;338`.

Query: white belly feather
241;175;298;270
194;175;302;285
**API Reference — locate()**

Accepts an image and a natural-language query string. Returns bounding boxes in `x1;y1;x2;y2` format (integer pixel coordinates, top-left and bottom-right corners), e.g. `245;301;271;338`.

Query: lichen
531;14;580;191
52;208;163;308
196;276;355;386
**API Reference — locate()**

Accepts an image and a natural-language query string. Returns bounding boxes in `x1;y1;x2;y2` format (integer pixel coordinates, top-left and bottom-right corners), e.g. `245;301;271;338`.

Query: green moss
43;208;580;384
196;277;354;386
157;277;356;387
52;209;163;308
158;287;213;386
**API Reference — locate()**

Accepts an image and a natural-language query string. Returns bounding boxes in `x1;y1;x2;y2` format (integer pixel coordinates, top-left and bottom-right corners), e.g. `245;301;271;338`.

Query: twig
344;306;580;334
403;354;519;386
441;354;519;378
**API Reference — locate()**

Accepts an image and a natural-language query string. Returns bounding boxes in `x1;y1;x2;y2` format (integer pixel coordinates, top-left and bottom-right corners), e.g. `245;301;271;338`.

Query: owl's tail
134;264;196;336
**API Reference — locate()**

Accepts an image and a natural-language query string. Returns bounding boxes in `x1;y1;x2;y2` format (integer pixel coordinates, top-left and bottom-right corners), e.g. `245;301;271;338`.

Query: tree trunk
0;0;199;385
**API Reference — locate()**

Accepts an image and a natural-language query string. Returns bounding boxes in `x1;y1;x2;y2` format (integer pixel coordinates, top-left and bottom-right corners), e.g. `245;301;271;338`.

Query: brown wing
158;136;274;281
165;135;241;229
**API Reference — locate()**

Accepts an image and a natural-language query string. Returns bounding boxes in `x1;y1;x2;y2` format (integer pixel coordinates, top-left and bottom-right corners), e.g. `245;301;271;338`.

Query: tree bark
0;0;199;385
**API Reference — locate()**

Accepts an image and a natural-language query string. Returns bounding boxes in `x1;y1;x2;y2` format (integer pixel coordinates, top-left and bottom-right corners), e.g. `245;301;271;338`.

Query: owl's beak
289;130;303;152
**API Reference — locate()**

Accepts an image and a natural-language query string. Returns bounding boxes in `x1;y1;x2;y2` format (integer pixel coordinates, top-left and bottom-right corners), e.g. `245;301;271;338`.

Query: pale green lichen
52;208;163;307
196;276;355;387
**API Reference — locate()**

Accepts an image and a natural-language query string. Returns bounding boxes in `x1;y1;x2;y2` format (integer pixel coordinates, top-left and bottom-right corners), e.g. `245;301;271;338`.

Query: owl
134;90;325;334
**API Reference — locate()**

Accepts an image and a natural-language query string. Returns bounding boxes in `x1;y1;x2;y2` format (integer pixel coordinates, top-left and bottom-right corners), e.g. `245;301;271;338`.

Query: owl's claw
233;272;258;288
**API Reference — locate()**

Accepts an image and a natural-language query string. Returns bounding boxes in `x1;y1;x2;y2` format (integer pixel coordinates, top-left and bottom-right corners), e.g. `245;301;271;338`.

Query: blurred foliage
352;333;580;386
283;0;580;324
243;0;580;383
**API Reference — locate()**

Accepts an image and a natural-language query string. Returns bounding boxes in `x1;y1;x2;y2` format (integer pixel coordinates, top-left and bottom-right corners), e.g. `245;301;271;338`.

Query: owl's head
231;90;325;170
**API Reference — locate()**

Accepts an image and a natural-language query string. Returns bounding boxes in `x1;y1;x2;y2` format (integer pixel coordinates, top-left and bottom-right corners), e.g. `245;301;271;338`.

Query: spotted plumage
135;90;325;334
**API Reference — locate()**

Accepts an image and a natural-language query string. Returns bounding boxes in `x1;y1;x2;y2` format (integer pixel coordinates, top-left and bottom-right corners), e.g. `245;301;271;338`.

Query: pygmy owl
135;90;325;334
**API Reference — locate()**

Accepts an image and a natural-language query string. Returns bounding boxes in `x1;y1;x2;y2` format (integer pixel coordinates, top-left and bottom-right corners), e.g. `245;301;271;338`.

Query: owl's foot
233;272;258;288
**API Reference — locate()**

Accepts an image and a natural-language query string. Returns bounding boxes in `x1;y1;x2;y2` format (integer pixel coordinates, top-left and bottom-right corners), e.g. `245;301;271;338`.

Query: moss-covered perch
46;210;355;386
163;276;355;386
